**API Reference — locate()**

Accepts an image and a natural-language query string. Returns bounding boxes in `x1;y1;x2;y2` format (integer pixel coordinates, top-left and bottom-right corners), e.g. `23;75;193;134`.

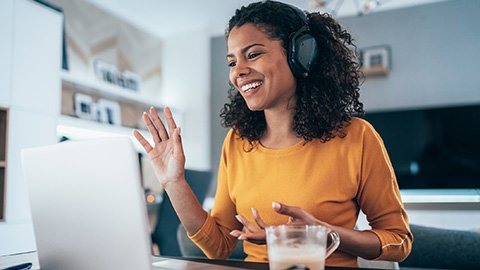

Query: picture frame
93;59;141;92
74;93;95;120
93;60;117;85
359;45;391;77
122;70;141;92
96;99;122;126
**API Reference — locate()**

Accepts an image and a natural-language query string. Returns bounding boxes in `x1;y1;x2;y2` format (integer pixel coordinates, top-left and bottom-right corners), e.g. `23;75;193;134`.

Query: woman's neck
261;108;302;149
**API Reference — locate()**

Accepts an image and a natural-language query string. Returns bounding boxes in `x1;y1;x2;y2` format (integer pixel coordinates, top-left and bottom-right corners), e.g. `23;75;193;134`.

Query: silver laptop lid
22;137;152;270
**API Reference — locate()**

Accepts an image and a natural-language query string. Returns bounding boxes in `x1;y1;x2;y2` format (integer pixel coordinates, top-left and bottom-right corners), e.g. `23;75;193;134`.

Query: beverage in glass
266;224;340;270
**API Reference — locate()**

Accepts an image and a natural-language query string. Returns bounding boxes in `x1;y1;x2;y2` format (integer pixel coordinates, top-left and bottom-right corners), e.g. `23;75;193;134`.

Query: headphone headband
286;4;310;28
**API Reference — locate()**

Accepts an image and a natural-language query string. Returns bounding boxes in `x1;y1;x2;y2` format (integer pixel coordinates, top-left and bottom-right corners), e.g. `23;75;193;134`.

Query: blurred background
1;0;479;261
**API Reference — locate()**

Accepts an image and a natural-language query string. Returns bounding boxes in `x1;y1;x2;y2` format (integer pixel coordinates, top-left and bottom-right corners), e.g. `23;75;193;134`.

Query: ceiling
85;0;446;39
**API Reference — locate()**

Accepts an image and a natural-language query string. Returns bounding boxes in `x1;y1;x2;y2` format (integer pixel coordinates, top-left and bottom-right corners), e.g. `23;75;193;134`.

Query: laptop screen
22;137;153;270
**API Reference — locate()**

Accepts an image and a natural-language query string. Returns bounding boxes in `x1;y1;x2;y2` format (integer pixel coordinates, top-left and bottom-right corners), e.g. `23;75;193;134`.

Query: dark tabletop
159;256;377;270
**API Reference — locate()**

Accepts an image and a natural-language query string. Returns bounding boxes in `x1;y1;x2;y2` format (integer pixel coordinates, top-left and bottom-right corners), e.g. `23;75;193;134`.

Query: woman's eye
228;61;236;67
248;52;262;59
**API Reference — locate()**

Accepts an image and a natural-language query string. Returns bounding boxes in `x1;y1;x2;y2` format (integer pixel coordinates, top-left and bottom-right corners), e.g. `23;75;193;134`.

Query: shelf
58;72;183;154
57;115;153;153
61;70;162;108
400;189;480;203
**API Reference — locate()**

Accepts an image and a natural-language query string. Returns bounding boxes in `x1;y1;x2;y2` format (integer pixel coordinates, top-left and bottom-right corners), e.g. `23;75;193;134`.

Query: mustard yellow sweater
189;118;412;267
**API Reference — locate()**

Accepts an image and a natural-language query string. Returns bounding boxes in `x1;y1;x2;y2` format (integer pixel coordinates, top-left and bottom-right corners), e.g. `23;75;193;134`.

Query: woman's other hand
230;207;268;245
133;106;185;188
229;202;329;245
271;202;329;227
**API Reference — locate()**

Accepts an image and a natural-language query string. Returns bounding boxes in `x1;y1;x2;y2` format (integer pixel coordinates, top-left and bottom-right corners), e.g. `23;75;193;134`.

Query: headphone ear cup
288;30;318;78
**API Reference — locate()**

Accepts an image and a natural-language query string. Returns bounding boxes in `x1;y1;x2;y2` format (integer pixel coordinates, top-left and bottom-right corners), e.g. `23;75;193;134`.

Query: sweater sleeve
356;121;413;262
188;130;242;259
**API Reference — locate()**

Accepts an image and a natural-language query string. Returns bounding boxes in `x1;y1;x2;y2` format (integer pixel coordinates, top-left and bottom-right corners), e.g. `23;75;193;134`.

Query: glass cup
266;224;340;270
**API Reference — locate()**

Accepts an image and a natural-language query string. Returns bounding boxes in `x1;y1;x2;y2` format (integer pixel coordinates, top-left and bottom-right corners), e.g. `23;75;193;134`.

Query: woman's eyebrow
226;43;265;58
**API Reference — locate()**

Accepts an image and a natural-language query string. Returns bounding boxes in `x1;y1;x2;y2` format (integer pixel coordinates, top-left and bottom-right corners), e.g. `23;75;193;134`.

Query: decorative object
74;93;94;120
94;59;141;92
360;45;391;77
96;99;122;126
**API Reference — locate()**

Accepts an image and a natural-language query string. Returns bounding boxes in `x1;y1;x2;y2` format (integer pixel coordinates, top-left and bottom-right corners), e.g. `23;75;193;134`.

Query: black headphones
286;5;318;79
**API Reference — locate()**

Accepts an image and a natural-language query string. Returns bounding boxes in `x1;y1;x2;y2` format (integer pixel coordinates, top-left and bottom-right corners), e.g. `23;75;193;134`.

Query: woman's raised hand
133;107;185;188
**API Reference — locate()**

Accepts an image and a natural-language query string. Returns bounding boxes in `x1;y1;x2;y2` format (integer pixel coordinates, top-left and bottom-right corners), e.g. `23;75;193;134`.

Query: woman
134;0;412;267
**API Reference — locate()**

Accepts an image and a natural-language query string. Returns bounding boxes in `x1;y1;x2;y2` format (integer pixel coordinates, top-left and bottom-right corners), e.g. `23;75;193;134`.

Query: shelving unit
0;108;7;222
58;70;170;153
60;70;162;108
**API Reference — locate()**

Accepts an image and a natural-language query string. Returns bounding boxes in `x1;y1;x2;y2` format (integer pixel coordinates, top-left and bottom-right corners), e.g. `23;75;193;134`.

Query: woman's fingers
251;208;267;229
163;107;177;138
149;107;169;141
143;112;161;144
229;230;242;238
230;231;248;241
133;130;153;153
245;231;267;245
141;106;178;146
172;127;185;158
235;214;260;233
273;202;306;221
273;201;319;225
272;201;304;218
229;230;266;245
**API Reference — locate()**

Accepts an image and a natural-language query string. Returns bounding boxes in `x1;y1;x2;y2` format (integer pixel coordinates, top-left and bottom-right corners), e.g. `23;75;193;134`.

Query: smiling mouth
241;81;263;93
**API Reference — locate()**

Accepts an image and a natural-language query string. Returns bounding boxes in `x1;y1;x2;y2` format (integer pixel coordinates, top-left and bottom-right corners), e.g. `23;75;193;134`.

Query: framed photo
96;99;122;126
360;45;391;76
94;60;117;85
74;93;94;120
122;70;141;92
93;59;141;92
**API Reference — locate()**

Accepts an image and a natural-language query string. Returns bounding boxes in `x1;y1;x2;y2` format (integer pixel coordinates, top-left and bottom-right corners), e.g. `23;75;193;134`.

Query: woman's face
227;23;296;112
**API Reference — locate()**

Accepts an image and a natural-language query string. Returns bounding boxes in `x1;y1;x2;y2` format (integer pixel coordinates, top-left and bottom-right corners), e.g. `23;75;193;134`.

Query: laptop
21;137;246;270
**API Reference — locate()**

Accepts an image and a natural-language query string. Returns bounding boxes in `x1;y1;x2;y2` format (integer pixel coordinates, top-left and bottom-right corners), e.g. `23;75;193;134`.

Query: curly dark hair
220;0;364;146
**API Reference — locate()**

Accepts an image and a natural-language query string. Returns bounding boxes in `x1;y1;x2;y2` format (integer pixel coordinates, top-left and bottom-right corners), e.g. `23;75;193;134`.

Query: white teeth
241;81;263;92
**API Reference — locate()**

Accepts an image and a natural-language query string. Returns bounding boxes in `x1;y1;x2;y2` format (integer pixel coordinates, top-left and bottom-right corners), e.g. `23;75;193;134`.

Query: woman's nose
233;60;250;77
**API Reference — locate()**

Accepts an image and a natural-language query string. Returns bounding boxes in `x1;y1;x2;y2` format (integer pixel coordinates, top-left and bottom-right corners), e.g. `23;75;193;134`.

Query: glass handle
325;230;340;258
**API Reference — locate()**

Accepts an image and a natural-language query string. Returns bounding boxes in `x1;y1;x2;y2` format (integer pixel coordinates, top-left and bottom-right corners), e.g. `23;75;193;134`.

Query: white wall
0;0;13;107
340;0;480;112
161;27;211;171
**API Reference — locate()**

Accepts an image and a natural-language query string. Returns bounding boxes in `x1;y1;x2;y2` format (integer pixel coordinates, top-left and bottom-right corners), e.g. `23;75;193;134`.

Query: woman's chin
245;103;263;111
